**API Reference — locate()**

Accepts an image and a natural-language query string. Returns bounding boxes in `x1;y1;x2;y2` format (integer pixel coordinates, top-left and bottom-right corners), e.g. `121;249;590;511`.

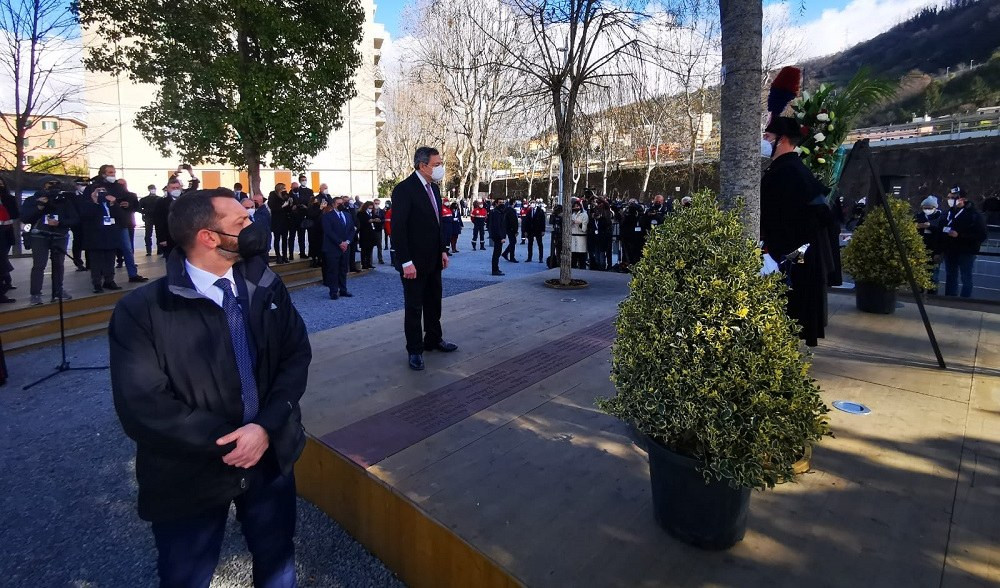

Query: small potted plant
841;196;932;314
598;193;829;550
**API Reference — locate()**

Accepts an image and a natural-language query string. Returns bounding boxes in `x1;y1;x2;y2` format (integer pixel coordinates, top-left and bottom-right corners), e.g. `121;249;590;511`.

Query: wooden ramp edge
295;435;523;588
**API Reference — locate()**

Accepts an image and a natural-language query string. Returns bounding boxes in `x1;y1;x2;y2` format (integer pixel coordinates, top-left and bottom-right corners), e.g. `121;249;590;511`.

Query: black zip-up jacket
21;189;80;236
939;204;987;256
109;250;311;522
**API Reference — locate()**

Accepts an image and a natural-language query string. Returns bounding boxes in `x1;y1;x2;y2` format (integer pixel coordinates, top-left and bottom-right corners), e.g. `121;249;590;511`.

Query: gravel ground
0;247;547;588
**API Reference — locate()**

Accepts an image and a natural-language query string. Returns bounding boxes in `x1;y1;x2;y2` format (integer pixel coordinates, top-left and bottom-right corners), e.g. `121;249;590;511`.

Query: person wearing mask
440;200;456;256
940;186;987;298
267;184;292;264
470;200;488;250
914;195;943;294
548;204;564;267
232;182;248;202
109;188;309;588
170;163;199;191
153;177;185;258
620;199;645;270
139;184;161;257
305;189;325;268
760;116;837;347
487;200;508;276
447;202;463;254
70;177;90;271
80;180;124;293
383;202;392;250
358;200;381;270
390;146;457;372
250;193;272;264
322;196;355;299
501;199;519;262
570;200;589;269
22;180;80;305
344;196;361;273
519;201;531;245
524;200;546;263
370;198;385;265
592;199;613;270
111;178;148;282
643;194;666;232
0;178;20;302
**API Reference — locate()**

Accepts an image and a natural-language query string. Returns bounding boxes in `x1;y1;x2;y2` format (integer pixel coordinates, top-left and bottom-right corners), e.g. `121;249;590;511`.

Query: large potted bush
598;193;829;550
841;196;932;314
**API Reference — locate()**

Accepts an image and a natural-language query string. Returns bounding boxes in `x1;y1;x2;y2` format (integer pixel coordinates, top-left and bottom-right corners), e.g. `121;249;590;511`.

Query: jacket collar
166;249;277;302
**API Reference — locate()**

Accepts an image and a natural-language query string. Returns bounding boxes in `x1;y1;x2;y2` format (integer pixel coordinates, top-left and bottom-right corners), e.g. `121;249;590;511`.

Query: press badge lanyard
102;203;113;225
944;208;963;232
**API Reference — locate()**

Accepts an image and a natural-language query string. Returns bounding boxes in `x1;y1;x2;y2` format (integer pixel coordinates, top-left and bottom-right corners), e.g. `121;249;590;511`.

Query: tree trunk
719;0;763;240
244;143;262;196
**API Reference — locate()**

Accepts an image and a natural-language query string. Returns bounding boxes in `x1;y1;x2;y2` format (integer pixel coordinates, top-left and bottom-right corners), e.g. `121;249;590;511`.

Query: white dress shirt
185;260;237;308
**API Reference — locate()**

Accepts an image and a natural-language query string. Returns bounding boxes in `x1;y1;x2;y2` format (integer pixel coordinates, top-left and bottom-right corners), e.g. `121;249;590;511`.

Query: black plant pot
855;281;897;314
645;435;750;550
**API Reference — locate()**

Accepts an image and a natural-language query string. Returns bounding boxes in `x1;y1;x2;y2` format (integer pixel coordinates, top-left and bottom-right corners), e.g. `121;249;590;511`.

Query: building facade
0;114;88;174
82;2;385;197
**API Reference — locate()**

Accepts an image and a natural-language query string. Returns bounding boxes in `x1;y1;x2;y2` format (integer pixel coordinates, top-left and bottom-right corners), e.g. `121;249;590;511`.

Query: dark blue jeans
150;470;297;588
944;252;975;298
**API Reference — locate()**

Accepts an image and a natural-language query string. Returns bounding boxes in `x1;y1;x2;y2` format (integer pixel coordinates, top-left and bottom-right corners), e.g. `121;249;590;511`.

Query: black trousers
526;233;543;261
491;237;504;272
374;239;384;263
360;240;375;269
144;221;157;255
401;266;443;354
503;232;517;259
348;241;358;272
89;249;115;287
272;229;287;260
151;469;296;588
324;249;349;295
307;227;321;259
71;227;87;269
472;223;486;244
287;228;306;257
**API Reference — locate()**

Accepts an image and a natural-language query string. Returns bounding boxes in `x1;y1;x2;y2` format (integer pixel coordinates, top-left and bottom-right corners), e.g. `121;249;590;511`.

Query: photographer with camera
22;180;80;305
80;180;125;293
0;178;20;303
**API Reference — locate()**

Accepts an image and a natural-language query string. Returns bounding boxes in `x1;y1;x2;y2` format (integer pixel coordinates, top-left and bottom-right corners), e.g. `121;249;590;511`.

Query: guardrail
847;111;1000;146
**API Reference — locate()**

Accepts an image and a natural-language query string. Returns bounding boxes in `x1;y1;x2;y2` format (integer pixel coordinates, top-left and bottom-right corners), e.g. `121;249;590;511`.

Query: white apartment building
83;2;386;198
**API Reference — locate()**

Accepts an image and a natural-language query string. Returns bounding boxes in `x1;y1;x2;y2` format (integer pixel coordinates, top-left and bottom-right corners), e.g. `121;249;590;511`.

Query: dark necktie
215;278;258;424
424;182;440;223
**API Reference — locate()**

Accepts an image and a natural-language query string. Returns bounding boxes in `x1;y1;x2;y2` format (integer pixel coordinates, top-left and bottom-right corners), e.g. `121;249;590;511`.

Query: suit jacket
526;207;547;235
321;209;355;254
389;172;447;272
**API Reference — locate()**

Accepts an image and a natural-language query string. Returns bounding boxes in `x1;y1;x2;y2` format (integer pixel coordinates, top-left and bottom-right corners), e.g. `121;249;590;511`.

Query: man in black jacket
940;186;987;298
139;184;161;256
111;178;148;282
110;188;310;588
524;201;546;263
487;200;508;276
390;146;457;371
501;199;519;262
153;177;184;258
22;180;80;305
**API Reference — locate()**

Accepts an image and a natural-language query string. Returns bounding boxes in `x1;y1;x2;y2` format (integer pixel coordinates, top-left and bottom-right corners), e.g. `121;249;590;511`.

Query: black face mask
212;221;270;259
336;204;346;211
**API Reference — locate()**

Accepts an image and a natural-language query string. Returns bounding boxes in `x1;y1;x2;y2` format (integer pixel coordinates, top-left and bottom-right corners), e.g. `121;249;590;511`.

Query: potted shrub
841;196;932;314
598;193;829;550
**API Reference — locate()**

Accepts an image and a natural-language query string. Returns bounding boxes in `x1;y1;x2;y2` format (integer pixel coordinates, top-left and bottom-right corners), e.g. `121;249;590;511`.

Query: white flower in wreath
816;113;830;122
814;132;826;142
796;111;805;119
793;147;803;155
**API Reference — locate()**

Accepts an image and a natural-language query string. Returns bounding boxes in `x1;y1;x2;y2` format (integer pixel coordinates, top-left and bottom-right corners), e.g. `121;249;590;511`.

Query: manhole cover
561;298;576;302
832;400;871;415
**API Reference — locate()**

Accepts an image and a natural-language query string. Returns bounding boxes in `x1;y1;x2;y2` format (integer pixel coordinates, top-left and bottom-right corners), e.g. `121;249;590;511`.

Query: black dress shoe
509;258;519;263
103;281;123;291
339;291;353;297
329;293;339;300
492;270;505;276
425;340;458;352
128;275;149;283
408;353;425;371
93;286;104;294
0;296;15;303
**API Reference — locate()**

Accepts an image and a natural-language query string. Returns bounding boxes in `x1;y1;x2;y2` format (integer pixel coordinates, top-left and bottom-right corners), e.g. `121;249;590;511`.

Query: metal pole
857;139;946;369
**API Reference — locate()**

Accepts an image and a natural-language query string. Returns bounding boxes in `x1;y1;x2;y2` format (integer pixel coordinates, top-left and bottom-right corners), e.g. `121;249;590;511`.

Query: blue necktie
215;278;258;424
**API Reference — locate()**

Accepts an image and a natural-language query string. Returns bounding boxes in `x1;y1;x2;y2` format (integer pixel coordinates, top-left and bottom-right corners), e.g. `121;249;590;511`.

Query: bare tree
0;0;81;197
481;0;653;285
376;77;449;185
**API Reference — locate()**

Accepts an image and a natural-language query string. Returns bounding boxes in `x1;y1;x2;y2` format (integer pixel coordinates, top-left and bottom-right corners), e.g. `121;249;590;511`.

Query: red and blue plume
767;66;801;115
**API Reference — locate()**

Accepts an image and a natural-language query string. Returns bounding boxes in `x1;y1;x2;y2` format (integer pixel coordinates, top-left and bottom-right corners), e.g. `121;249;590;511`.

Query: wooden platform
296;270;1000;588
0;256;322;352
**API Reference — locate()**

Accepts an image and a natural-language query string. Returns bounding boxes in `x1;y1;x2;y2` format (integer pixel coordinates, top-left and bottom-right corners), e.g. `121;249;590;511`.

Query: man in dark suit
390;146;457;371
232;182;248;202
154;177;184;258
524;201;546;263
502;201;519;262
321;196;354;300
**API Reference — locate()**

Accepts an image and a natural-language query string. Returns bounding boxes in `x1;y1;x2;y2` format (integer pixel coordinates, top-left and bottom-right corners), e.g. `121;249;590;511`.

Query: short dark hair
413;146;439;170
234;182;243;190
169;188;236;250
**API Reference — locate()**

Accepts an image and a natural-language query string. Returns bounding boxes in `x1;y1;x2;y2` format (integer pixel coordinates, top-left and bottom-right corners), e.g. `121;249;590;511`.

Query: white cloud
768;0;941;61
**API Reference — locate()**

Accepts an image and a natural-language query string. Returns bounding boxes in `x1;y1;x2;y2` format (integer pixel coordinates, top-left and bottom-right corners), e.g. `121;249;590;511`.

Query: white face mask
169;189;182;198
105;175;117;183
922;208;935;214
947;198;956;208
431;165;445;182
760;138;773;158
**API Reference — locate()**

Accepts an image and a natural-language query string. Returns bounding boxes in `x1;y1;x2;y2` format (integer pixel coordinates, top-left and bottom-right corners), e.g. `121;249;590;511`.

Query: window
42;120;58;131
46;138;56;148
